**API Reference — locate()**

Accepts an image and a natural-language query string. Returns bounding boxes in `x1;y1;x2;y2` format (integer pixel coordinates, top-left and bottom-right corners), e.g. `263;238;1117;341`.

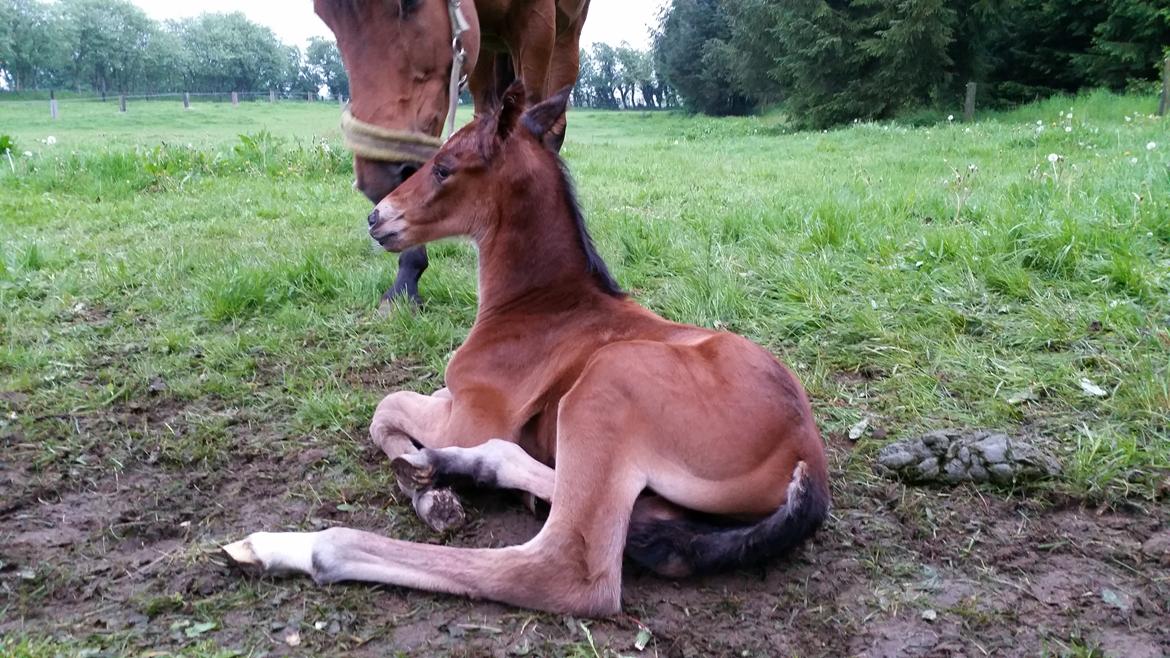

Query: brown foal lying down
223;82;830;616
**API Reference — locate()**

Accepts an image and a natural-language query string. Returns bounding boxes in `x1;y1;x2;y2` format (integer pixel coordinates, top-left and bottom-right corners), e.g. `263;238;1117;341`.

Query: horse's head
315;0;480;203
367;81;570;252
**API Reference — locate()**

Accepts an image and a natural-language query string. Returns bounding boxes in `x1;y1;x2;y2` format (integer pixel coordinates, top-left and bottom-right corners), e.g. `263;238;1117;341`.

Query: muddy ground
2;392;1168;657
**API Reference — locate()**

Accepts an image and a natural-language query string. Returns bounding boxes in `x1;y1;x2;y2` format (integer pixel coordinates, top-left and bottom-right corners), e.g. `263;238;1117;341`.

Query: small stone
967;462;988;483
921;609;938;622
988;463;1015;483
956;446;971;465
944;459;968;483
920;431;951;449
916;457;939;479
877;446;916;469
284;631;302;647
973;433;1009;464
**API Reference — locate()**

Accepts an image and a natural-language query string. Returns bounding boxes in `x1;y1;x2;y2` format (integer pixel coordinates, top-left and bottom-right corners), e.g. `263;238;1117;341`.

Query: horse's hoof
378;287;423;316
413;488;465;533
391;452;436;495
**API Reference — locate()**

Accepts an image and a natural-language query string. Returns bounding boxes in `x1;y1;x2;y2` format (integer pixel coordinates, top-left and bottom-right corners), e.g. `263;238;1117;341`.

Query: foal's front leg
369;390;467;531
392;439;555;503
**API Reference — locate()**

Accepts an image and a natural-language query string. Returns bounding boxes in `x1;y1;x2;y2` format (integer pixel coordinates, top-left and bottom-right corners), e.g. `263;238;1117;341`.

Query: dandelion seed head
1047;153;1060;163
1147;141;1157;151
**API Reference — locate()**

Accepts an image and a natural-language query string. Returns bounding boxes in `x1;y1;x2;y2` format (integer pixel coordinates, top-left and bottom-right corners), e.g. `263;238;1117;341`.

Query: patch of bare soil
2;417;1168;657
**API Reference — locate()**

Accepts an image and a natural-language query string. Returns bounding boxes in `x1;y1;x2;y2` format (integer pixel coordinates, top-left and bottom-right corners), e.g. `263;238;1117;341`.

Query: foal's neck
473;173;599;317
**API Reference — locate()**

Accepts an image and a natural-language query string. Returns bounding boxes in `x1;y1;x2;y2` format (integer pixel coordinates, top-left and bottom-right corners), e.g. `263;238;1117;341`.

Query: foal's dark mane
553;157;625;298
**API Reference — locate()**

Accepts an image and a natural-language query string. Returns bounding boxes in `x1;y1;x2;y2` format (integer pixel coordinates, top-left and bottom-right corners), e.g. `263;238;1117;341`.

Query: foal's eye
432;163;451;183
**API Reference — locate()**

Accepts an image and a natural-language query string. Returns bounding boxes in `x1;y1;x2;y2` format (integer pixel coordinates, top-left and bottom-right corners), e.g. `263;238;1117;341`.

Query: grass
1;89;1168;655
3;90;1168;493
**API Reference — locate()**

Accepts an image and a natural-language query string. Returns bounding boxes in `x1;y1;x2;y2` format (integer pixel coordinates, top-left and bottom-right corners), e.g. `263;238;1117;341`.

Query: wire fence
1;90;347;116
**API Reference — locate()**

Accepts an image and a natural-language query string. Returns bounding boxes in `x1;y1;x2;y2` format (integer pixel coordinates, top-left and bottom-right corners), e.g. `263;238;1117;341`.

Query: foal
224;84;829;616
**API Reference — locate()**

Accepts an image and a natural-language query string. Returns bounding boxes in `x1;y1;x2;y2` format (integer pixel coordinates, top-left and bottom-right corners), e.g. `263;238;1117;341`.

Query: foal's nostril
367;208;380;228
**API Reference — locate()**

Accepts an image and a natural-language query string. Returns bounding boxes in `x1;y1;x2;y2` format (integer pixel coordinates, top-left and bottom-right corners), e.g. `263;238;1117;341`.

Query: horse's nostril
367;208;380;227
400;164;418;180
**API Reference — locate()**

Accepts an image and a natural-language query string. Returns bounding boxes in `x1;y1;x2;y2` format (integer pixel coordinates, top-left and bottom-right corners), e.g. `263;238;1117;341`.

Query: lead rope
444;0;471;140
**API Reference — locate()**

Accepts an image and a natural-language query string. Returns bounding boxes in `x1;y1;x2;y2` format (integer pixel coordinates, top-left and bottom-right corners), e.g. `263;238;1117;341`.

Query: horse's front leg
380;245;428;309
369;389;467;531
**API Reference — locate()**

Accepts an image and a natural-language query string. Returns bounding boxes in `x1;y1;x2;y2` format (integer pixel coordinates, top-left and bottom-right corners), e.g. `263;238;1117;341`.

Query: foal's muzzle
368;204;406;251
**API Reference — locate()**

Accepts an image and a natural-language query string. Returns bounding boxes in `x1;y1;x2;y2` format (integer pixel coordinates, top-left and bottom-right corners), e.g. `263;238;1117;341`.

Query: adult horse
224;85;830;616
314;0;590;306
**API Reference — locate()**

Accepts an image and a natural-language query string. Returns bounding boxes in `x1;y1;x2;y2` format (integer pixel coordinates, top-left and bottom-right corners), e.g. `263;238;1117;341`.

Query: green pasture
3;92;1167;499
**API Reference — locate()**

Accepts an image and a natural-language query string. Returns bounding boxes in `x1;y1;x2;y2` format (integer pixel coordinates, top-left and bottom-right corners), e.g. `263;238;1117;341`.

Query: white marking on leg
223;531;321;575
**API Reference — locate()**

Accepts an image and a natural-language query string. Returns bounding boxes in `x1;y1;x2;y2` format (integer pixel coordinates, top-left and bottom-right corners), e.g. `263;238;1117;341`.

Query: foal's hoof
391;452;436;494
414;488;466;533
222;538;266;574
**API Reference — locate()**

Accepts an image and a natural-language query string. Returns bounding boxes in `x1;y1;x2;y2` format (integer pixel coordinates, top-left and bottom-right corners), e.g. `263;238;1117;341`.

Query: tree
0;0;63;90
305;36;348;99
1080;0;1170;89
173;12;287;93
586;42;620;108
653;0;752;115
58;0;156;94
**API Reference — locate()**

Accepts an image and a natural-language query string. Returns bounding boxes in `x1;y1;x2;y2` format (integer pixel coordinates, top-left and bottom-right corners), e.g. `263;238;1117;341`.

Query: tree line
0;0;348;98
654;0;1170;127
573;42;676;109
0;0;673;109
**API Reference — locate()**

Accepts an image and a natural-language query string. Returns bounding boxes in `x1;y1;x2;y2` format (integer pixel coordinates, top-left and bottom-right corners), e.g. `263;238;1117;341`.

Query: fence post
183;92;190;109
119;94;126;112
1159;57;1169;117
231;91;239;107
339;95;344;108
269;89;276;103
49;90;58;119
307;91;313;102
963;82;977;122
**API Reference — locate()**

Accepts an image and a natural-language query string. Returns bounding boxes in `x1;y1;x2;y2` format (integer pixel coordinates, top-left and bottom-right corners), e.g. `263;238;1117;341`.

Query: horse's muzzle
354;160;420;204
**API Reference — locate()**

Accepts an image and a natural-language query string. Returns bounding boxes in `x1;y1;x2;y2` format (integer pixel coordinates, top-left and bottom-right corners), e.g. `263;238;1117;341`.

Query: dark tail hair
625;462;829;578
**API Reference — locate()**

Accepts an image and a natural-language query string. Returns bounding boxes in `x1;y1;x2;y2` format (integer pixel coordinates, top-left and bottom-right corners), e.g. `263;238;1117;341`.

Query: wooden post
183;92;190;109
119;94;126;112
338;95;344;108
269;89;276;103
1159;57;1169;117
307;90;314;102
231;91;239;107
963;82;977;122
49;90;58;119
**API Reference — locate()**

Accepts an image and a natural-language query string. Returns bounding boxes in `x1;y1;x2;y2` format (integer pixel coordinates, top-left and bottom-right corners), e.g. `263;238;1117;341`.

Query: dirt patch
2;435;1168;656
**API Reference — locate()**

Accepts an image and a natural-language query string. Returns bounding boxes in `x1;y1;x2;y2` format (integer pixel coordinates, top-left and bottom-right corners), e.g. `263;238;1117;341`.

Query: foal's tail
624;462;830;578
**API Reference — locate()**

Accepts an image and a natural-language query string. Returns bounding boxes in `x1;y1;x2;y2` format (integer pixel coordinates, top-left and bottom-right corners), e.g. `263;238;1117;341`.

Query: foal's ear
521;85;572;148
494;80;527;141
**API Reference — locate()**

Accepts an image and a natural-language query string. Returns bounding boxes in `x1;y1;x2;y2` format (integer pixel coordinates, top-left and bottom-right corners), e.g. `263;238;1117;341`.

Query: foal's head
314;0;481;202
367;82;572;253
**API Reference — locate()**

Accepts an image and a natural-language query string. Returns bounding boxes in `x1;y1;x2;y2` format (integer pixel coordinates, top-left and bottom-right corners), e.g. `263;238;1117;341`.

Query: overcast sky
129;0;666;50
